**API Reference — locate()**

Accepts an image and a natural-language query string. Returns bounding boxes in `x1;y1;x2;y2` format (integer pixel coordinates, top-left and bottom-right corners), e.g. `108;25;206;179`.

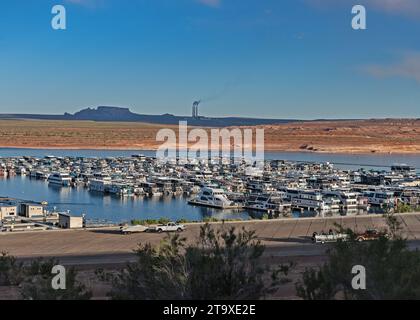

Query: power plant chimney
192;100;201;118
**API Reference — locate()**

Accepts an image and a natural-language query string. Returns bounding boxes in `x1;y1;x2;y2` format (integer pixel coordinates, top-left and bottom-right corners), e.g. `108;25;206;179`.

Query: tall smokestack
192;100;201;118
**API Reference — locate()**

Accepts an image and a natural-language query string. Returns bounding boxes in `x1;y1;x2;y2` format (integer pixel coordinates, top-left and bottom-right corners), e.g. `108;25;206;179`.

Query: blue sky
0;0;419;119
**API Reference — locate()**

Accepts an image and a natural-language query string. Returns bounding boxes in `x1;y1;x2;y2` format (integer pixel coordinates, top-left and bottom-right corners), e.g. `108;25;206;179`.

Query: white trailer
312;232;349;244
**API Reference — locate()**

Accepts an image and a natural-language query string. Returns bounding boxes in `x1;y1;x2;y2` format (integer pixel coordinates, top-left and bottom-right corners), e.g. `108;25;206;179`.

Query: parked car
356;229;388;242
120;224;149;234
152;222;186;233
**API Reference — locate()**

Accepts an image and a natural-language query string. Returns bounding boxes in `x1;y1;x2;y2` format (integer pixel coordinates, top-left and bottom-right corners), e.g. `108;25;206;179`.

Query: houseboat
48;172;72;187
364;190;396;207
287;189;328;211
188;187;242;209
245;192;291;213
89;178;111;193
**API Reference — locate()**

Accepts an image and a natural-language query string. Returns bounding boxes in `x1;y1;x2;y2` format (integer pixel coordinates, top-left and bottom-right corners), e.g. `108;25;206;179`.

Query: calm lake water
0;176;250;224
0;148;418;223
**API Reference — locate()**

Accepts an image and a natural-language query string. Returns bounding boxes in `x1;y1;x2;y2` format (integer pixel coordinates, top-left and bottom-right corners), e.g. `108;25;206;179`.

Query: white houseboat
188;187;241;209
48;172;72;187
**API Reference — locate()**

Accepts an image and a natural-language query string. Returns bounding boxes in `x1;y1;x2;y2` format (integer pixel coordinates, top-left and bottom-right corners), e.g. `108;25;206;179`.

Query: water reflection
0;176;393;223
0;177;250;223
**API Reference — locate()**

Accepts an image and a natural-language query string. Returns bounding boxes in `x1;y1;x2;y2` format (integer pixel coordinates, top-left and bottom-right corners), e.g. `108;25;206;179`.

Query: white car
153;222;186;233
120;224;149;234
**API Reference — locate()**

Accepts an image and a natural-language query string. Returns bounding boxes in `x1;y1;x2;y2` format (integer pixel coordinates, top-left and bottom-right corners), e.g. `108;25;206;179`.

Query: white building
19;203;44;218
0;205;17;220
58;213;84;229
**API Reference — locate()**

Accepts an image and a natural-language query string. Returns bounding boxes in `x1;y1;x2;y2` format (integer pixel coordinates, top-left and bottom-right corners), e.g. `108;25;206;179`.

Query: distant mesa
68;106;137;121
0;106;296;127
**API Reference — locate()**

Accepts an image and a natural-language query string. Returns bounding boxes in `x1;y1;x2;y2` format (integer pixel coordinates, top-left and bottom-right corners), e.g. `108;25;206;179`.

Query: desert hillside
260;119;420;154
0;119;419;154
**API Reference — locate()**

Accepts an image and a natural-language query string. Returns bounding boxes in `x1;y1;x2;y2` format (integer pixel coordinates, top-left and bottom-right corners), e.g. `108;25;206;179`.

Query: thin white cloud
365;52;420;83
306;0;420;18
367;0;420;16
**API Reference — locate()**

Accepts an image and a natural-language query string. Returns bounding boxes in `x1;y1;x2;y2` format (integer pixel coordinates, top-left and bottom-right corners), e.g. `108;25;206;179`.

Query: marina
0;151;418;226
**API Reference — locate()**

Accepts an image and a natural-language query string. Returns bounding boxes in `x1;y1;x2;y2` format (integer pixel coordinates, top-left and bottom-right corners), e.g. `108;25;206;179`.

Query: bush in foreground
0;254;91;300
295;214;420;300
98;223;292;300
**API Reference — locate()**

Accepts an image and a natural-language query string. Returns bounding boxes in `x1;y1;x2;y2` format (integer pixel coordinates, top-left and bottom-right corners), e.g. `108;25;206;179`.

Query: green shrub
101;224;292;300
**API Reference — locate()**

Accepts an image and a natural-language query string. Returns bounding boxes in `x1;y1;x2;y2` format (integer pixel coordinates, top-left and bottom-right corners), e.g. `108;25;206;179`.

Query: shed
20;203;44;218
58;213;84;229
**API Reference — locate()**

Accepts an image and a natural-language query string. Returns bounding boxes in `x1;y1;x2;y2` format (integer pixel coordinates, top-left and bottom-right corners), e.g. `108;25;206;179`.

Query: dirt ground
260;119;420;153
0;119;171;150
0;214;408;257
1;214;419;300
0;118;419;154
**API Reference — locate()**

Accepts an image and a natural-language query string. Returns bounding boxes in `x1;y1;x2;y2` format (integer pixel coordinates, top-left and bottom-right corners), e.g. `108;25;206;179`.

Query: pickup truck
312;231;349;244
120;224;149;235
356;229;388;242
152;222;186;233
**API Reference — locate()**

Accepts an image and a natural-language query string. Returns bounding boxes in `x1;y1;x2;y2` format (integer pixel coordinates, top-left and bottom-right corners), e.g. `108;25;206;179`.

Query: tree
384;212;403;239
20;258;92;300
0;254;91;300
0;252;25;286
99;223;292;300
395;203;414;214
296;214;420;300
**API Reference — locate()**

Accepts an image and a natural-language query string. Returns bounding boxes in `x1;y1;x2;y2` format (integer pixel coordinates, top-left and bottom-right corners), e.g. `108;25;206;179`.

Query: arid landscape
0;118;419;154
260;119;420;154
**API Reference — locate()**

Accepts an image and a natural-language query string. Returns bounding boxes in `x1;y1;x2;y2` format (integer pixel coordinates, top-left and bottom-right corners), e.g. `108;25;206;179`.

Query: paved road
13;240;420;267
2;213;420;267
14;245;328;266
